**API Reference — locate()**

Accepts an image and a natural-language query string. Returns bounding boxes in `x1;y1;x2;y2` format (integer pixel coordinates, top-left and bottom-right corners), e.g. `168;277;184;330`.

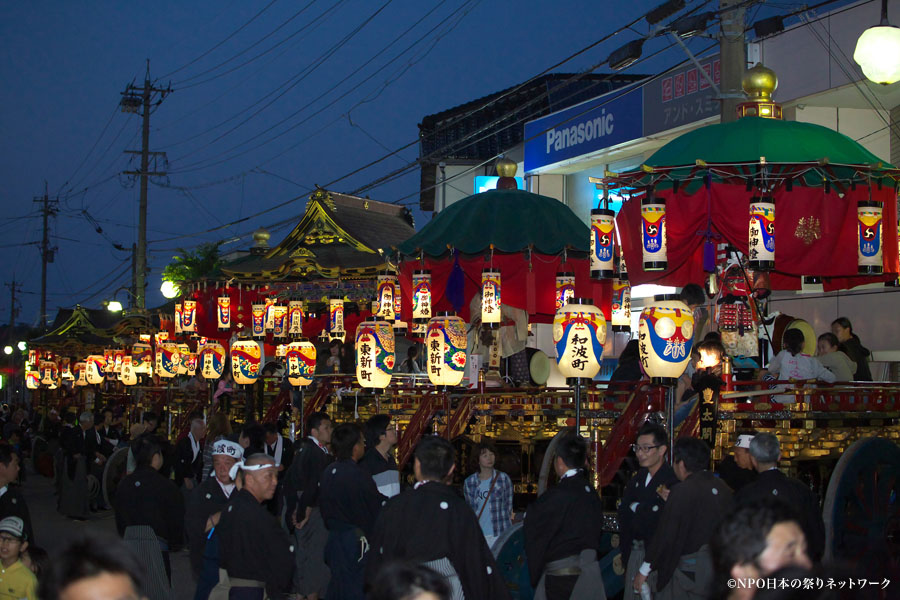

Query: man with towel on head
717;434;758;493
186;439;242;600
214;453;295;600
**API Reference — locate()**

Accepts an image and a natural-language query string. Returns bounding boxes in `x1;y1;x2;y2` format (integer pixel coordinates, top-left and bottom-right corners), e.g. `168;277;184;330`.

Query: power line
159;0;282;79
55;105;120;197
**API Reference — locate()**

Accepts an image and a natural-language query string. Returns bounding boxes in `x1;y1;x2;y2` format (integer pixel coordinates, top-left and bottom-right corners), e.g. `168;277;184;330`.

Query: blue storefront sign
524;84;644;172
524;55;720;172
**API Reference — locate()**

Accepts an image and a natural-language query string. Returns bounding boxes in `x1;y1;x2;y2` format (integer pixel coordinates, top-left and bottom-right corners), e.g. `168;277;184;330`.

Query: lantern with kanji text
590;208;616;279
425;312;467;387
199;342;226;380
231;339;263;385
330;298;345;341
355;318;395;390
638;295;695;384
553;298;606;379
748;196;775;271
217;296;231;330
641;192;667;271
611;279;632;332
858;200;884;274
555;272;575;312
286;339;317;387
412;270;432;323
481;269;501;327
288;301;304;336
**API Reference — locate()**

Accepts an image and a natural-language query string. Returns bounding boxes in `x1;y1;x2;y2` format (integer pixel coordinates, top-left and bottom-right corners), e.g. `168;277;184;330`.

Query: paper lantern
73;362;87;386
60;358;73;380
113;350;125;374
85;355;106;384
182;300;197;333
25;371;39;390
555;272;576;312
175;343;191;375
617;251;629;281
590;208;616;279
251;303;266;338
155;331;169;345
330;298;345;341
355;318;395;389
155;343;180;379
858;200;884;274
377;275;396;319
392;284;406;334
641;193;667;271
199;342;227;379
40;361;58;386
286;340;317;387
266;298;275;331
132;342;153;374
288;301;304;336
272;305;288;337
217;296;231;330
611;278;632;332
638;295;695;384
120;356;138;386
231;339;263;385
748;196;775;271
103;349;116;374
425;313;467;386
481;269;501;327
553;298;607;379
175;303;183;334
412;270;432;323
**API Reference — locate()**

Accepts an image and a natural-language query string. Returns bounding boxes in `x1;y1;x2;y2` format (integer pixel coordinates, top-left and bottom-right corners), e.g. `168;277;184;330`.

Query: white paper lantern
121;356;138;386
40;361;58;386
175;303;183;334
749;196;775;271
286;340;317;387
182;299;197;333
132;342;153;374
200;342;227;380
377;275;396;320
553;298;607;379
251;303;266;337
272;305;288;338
412;270;432;323
25;371;39;390
858;200;884;274
611;279;632;332
481;269;501;327
231;339;264;385
590;208;616;279
641;193;667;271
638;295;695;384
85;355;106;385
555;272;576;313
156;343;180;379
425;312;467;386
329;298;345;341
288;301;304;336
854;24;900;85
73;362;87;386
217;296;231;330
355;318;395;389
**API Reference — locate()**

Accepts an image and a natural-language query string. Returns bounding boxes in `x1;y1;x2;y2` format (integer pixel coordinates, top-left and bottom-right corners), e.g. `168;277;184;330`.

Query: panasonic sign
524;85;643;172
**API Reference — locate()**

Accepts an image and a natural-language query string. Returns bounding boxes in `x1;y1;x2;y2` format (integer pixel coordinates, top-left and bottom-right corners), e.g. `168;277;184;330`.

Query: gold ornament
794;217;822;246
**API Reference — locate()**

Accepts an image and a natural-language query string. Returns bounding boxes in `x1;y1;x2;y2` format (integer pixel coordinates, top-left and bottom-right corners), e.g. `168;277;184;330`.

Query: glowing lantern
113;350;125;374
26;371;39;390
155;343;180;379
40;361;59;386
412;270;432;323
392;284;406;334
555;272;576;312
103;349;116;374
288;301;304;336
286;340;317;387
60;358;74;380
182;300;197;333
264;297;276;330
231;339;263;385
858;200;884;274
175;303;183;334
355;318;395;389
641;192;667;271
121;356;138;386
377;275;396;319
425;313;467;386
638;295;695;384
481;269;501;327
553;298;607;379
217;296;231;330
73;362;87;386
748;196;775;271
183;351;199;377
854;10;900;85
251;303;266;338
329;298;345;341
155;331;169;345
272;305;288;338
611;278;632;332
132;342;153;374
174;343;190;375
590;208;616;279
199;342;226;379
85;355;106;384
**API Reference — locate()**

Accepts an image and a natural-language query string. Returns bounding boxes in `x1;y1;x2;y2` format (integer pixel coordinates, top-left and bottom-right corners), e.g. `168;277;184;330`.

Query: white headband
735;434;755;449
228;460;276;481
213;440;244;460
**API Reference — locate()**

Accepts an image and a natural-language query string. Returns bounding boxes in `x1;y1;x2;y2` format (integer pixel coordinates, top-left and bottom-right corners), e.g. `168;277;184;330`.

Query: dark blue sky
0;0;818;324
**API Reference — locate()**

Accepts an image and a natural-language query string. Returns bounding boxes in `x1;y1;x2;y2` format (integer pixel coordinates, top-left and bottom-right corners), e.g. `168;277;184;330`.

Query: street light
2;347;11;355
16;342;25;352
107;300;124;313
160;280;180;299
854;0;900;85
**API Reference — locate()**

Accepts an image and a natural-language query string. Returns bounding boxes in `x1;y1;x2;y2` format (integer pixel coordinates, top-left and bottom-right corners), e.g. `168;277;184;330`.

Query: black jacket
174;434;204;487
114;466;184;547
839;335;872;381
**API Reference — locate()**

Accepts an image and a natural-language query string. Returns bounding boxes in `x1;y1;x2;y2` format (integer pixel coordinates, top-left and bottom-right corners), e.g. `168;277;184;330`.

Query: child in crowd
0;517;37;600
763;329;835;402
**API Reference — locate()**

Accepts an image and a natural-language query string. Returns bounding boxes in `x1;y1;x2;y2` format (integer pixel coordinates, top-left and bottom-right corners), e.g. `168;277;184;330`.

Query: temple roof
30;306;157;352
221;188;416;281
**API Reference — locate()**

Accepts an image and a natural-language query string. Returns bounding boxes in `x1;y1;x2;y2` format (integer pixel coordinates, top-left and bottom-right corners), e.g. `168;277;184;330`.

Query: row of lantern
29;295;692;392
591;191;889;276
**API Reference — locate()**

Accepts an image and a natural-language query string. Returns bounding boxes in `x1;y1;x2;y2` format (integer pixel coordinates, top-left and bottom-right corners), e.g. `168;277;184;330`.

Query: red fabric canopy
617;183;898;290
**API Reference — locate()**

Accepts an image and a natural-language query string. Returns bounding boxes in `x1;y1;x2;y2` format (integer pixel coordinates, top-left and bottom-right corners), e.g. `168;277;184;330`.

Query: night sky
0;0;821;325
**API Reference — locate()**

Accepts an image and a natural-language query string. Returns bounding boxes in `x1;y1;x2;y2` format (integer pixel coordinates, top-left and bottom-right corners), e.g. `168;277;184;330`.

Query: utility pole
121;59;170;311
6;280;21;329
719;0;747;123
33;182;57;328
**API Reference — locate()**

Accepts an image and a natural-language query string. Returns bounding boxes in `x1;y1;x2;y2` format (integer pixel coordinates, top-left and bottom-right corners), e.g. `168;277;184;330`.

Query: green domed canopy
397;188;589;256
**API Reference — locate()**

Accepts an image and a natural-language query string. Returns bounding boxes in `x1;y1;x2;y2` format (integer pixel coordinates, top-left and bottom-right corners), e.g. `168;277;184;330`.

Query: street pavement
23;467;194;600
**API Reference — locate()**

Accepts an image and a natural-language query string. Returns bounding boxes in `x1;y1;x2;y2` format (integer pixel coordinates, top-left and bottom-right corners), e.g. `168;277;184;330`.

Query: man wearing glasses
618;423;679;600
